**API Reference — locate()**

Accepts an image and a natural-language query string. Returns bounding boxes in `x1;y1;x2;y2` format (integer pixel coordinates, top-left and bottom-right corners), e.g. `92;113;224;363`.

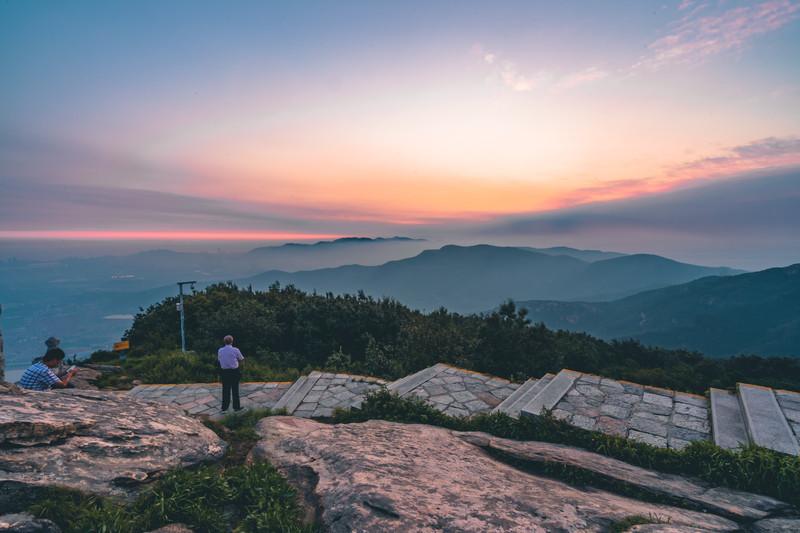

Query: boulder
0;389;226;510
68;367;102;390
250;417;740;532
0;513;60;532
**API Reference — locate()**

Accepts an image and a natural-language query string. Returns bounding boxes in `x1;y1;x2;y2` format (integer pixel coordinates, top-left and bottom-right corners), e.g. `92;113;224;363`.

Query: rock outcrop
0;513;60;532
455;431;787;521
0;388;226;511
250;416;752;532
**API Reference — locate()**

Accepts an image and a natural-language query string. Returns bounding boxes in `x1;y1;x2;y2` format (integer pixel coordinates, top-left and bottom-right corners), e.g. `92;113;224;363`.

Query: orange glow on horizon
0;230;346;241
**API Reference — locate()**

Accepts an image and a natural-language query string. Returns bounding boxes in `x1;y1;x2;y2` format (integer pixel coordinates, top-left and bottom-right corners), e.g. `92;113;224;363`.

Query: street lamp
177;281;196;352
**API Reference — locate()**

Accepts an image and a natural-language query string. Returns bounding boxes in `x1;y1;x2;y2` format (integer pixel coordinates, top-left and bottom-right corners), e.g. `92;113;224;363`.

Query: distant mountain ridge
518;263;800;357
520;246;627;262
0;235;430;366
248;236;424;253
246;244;740;314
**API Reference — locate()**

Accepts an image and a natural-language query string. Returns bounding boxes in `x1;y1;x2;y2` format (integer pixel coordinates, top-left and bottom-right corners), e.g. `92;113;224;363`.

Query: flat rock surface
455;432;787;521
0;389;226;507
251;417;739;532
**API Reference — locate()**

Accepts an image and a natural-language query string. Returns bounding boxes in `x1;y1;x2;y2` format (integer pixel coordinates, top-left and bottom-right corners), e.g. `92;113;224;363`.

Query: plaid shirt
18;362;61;391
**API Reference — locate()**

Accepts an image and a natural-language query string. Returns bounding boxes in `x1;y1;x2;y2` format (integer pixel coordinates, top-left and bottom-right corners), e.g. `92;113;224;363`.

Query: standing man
218;335;244;412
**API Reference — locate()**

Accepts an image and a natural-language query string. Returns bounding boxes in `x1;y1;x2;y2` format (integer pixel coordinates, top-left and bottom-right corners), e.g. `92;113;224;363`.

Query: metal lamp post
177;281;196;352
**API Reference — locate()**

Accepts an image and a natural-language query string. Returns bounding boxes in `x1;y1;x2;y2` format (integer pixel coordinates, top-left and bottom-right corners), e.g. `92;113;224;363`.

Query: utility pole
177;281;196;353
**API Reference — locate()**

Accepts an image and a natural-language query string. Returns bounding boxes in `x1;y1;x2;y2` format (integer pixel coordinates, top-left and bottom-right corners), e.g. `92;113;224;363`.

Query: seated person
18;348;77;391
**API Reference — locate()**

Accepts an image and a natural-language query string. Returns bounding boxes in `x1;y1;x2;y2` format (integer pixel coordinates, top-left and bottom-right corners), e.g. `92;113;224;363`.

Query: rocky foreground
251;416;798;532
0;385;225;511
2;383;799;532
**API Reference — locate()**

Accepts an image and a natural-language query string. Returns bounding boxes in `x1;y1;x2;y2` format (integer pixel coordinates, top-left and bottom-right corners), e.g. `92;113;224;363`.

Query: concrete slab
521;369;581;418
709;388;749;451
387;364;446;397
491;378;538;416
494;374;556;418
738;383;799;456
273;375;309;412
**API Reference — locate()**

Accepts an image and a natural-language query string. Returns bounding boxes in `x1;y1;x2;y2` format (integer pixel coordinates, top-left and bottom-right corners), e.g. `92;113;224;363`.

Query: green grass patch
333;389;800;508
28;462;310;533
203;407;285;465
609;514;670;533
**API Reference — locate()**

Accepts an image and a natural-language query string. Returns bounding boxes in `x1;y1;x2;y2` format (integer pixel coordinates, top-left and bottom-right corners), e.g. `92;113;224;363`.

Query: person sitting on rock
30;336;72;382
218;335;244;412
18;348;78;391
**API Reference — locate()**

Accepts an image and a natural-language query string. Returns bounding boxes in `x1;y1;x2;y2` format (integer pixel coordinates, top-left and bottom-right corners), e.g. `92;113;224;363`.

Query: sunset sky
1;0;799;267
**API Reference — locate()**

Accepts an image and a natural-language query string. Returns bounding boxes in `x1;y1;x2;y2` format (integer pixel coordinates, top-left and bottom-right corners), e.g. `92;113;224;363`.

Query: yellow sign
113;340;130;352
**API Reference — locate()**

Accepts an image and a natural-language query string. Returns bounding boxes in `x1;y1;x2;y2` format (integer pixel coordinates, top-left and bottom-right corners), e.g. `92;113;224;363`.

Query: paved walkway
550;372;710;450
389;363;519;417
127;364;800;456
128;381;292;416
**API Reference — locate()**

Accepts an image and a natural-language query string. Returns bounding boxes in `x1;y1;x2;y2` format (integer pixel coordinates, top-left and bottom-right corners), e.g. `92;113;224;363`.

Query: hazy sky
1;0;799;266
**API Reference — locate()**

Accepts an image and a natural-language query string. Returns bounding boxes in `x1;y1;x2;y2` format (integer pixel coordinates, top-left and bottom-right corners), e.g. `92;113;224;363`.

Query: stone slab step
387;363;447;397
710;388;750;451
738;383;800;456
493;374;556;418
273;374;320;413
491;378;538;416
520;369;581;418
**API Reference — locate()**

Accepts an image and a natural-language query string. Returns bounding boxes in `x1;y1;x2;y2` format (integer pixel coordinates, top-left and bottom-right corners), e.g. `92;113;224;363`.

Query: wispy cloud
674;136;800;177
554;67;609;90
475;46;538;91
498;60;537;92
474;44;606;93
477;167;800;270
552;136;800;207
635;0;800;71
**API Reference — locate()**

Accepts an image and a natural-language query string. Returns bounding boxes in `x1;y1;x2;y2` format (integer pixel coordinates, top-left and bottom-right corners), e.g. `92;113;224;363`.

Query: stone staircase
711;385;800;456
128;364;800;456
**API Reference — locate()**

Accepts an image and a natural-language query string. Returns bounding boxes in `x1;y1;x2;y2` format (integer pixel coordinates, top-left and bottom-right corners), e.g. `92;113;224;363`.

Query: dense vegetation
334;390;800;507
113;283;800;393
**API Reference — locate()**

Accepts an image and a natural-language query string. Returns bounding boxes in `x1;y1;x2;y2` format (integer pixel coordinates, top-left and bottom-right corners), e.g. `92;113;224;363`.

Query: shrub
121;284;800;394
94;350;300;387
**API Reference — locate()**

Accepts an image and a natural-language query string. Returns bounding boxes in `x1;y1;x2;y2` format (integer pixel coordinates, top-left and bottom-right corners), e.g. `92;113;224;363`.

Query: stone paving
287;371;386;418
550;373;711;450
128;381;292;416
776;389;800;439
125;364;799;456
399;364;520;417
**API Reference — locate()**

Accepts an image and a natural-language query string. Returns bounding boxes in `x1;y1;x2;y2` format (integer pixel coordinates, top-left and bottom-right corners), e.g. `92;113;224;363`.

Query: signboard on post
113;340;130;352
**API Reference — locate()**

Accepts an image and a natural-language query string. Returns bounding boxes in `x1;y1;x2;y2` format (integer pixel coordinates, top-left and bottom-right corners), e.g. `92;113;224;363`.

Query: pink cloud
635;0;800;71
555;136;800;207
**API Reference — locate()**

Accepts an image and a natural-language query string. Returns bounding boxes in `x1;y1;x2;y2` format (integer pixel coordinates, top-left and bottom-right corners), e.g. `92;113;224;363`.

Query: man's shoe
233;407;243;412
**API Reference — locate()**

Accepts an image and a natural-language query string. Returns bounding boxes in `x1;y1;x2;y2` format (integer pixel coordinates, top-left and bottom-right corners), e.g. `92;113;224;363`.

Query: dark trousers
220;368;241;411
